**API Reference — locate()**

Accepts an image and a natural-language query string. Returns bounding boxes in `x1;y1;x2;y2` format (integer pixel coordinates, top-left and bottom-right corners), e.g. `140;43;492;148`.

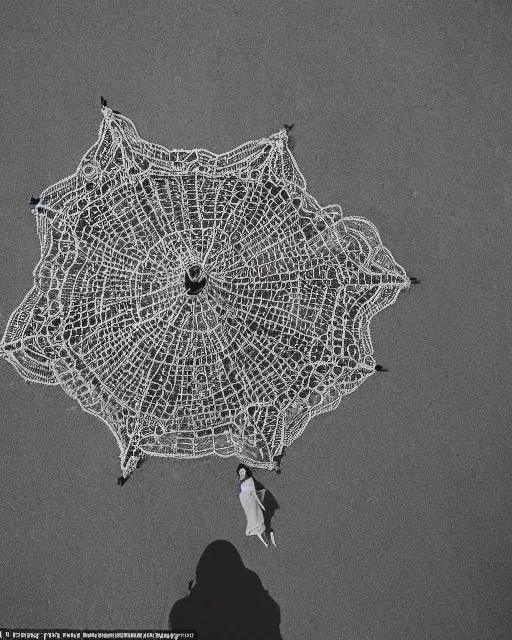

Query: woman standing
237;464;270;548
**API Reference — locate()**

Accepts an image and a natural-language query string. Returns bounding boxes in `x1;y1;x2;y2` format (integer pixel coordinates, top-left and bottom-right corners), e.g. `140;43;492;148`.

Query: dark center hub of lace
185;265;207;295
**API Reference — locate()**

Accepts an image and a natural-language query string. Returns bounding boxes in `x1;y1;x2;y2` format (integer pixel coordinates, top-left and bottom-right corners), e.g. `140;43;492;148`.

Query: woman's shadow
169;540;283;639
253;477;280;540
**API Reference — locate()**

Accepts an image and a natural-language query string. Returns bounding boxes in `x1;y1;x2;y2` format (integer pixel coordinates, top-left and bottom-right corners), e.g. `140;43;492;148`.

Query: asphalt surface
0;1;511;638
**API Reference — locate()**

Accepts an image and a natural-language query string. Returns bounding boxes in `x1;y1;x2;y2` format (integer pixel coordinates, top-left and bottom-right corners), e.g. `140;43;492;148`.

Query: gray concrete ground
0;1;511;638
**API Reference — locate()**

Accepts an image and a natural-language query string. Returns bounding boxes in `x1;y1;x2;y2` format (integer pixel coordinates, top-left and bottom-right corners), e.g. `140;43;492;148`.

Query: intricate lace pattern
0;107;410;476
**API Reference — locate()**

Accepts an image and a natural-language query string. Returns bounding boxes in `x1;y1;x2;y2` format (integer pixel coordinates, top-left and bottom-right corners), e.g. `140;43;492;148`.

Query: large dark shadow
169;540;283;639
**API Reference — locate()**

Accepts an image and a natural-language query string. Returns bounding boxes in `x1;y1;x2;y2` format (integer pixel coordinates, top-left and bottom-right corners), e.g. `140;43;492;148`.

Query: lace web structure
0;105;410;478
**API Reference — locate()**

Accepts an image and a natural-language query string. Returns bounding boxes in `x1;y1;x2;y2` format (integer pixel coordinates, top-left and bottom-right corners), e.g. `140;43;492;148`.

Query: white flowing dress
239;477;266;537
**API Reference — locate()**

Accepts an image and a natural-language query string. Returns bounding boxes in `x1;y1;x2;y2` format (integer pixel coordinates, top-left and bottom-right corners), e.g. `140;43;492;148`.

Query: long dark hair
236;463;252;482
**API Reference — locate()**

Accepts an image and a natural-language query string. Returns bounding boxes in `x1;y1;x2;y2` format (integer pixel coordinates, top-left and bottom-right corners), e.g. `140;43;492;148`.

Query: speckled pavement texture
0;1;511;638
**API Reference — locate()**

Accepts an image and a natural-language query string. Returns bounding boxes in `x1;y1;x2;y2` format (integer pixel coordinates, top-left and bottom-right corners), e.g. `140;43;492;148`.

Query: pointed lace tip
284;123;295;132
100;96;108;108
